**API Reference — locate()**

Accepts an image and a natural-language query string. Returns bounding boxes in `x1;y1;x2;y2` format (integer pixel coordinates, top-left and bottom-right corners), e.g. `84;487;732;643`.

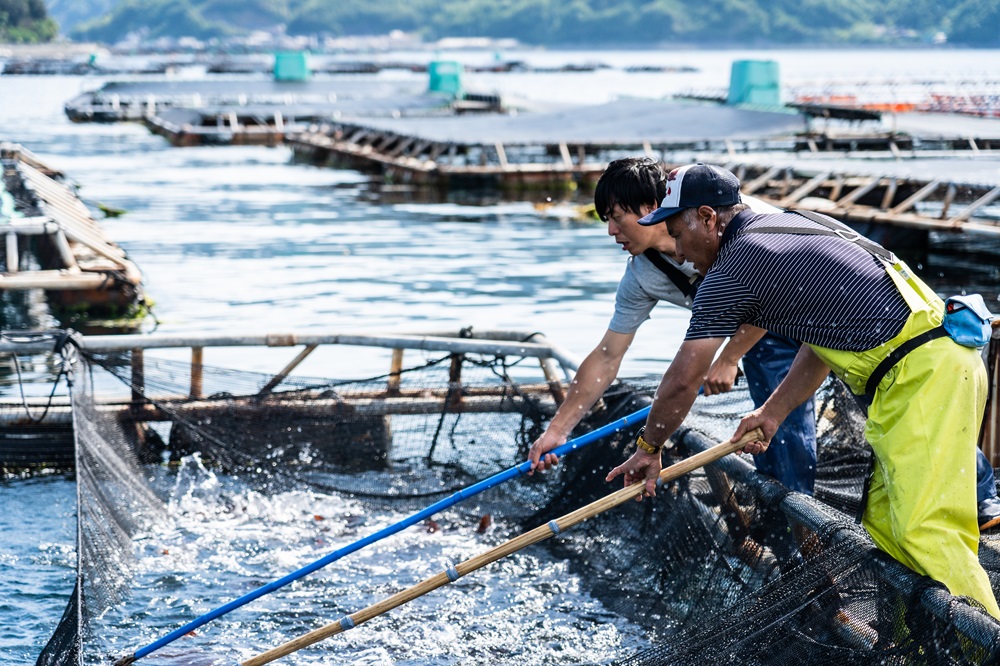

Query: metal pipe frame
0;328;582;381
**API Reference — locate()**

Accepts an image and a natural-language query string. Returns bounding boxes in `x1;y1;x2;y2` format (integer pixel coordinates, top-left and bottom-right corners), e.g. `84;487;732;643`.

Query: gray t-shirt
609;253;699;333
608;195;780;335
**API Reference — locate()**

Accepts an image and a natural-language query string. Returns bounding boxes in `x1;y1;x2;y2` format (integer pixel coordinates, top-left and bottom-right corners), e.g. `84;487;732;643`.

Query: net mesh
35;342;1000;665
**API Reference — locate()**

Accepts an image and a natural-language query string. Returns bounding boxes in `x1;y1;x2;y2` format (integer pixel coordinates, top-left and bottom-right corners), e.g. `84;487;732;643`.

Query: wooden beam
889;180;940;215
558;142;572;168
742;166;781;194
779;171;831;207
828;175;845;202
387;136;416;158
0;270;119;291
948;185;1000;224
257;344;318;397
880;178;899;210
494;142;508;169
51;228;80;272
939;183;957;220
5;232;18;273
835;177;881;206
387;348;404;397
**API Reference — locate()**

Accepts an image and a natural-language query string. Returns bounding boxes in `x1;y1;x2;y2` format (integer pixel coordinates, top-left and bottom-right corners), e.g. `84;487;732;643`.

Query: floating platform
64;78;505;146
0;328;579;471
288;99;808;192
64;79;433;122
0;143;145;327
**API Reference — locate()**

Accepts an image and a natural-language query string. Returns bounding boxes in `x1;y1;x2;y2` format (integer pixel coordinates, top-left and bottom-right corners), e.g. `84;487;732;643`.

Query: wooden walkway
0;143;145;322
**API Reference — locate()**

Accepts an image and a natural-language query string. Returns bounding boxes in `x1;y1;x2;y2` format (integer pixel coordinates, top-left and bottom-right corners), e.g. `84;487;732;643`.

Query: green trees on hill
0;0;57;43
61;0;1000;47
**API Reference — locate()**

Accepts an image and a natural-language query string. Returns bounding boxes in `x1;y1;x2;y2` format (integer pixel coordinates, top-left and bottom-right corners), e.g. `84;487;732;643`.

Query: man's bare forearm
641;337;726;449
546;350;624;438
716;324;769;366
762;345;830;422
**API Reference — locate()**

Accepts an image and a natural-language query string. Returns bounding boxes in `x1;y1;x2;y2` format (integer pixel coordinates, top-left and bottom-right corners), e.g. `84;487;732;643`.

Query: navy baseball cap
638;163;742;226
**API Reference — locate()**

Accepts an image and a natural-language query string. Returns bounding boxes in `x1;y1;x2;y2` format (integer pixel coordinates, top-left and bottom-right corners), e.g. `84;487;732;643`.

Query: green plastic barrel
428;60;463;97
728;60;780;106
274;51;311;82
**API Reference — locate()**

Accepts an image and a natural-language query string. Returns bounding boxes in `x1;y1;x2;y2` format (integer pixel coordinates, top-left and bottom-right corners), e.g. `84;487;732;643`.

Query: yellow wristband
636;432;662;455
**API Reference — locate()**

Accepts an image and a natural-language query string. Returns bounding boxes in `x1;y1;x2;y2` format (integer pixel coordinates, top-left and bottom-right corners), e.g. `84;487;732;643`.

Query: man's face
605;203;660;256
665;207;719;274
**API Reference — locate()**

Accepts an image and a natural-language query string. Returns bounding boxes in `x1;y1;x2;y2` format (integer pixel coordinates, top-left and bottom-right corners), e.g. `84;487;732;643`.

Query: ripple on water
80;458;648;665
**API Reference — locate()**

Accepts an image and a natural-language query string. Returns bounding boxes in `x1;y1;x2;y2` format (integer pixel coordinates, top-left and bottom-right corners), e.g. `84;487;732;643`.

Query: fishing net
33;339;1000;665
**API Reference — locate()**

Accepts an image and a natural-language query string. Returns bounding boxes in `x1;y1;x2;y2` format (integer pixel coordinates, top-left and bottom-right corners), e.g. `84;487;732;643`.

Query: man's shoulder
621;254;694;308
634;251;698;278
728;209;822;245
740;209;829;228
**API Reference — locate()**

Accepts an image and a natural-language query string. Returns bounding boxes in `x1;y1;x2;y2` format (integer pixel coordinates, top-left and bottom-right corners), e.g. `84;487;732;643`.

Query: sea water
2;47;1000;663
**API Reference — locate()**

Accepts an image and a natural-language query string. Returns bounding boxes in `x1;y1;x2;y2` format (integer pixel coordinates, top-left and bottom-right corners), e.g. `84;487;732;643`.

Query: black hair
593;157;667;221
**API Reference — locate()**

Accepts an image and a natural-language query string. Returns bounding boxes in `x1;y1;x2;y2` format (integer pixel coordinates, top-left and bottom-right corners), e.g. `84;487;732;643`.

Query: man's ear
696;205;717;227
639;202;657;217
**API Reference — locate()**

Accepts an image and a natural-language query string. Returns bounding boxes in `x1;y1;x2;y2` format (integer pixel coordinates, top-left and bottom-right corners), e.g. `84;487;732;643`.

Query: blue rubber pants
742;332;818;495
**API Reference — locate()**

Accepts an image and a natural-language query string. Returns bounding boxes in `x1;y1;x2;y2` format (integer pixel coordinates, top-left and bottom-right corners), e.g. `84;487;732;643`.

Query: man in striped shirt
527;157;817;495
607;163;999;618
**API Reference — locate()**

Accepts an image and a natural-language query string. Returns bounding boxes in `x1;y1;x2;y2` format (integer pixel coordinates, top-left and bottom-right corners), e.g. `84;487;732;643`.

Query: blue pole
125;405;652;662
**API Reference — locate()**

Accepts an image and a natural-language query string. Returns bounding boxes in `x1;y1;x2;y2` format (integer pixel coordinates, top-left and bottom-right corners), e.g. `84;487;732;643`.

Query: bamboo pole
240;428;763;666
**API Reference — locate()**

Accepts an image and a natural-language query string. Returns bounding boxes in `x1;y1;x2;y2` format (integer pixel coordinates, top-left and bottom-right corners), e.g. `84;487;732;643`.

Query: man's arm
606;337;726;497
702;324;769;396
528;328;635;473
731;345;830;454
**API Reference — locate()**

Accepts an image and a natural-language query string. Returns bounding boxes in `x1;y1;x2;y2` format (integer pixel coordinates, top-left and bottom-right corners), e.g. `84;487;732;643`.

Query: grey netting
36;343;1000;665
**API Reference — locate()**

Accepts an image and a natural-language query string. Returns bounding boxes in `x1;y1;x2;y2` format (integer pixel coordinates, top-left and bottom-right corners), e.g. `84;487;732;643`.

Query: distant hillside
61;0;1000;47
1;0;57;43
46;0;117;37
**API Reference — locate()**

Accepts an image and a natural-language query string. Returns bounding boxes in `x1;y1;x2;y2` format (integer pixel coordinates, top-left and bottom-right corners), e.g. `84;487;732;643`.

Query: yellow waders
808;260;1000;619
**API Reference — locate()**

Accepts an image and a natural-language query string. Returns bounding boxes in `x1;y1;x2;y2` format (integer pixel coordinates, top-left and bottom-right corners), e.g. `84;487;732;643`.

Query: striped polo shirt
685;210;911;351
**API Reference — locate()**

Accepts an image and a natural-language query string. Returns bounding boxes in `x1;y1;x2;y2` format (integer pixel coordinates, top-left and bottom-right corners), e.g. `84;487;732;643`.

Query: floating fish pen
286;97;1000;197
0;144;145;328
143;107;315;147
0;58;94;75
0;328;576;472
2;322;997;664
63;79;444;123
287;99;808;193
140;94;502;148
64;79;504;146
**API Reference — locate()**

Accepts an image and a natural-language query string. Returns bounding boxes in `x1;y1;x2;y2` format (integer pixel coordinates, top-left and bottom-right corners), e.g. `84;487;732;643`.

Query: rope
1;329;77;424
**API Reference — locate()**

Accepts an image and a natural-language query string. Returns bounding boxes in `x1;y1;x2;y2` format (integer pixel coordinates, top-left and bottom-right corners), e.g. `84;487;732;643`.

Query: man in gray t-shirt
529;158;817;495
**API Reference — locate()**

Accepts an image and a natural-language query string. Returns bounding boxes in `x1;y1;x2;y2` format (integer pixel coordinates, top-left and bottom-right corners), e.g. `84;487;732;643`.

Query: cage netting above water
37;344;1000;665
